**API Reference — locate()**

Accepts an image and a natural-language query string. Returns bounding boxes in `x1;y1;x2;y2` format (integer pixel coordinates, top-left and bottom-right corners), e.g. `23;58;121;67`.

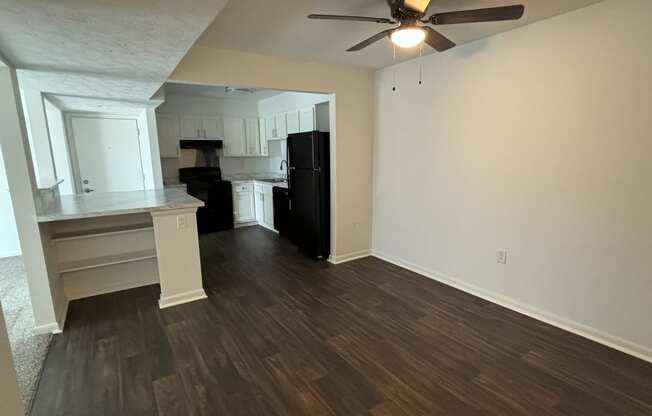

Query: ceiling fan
308;0;525;52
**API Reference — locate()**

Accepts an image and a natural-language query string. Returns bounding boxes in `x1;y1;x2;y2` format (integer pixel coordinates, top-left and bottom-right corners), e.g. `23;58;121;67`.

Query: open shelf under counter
51;223;154;242
57;249;157;274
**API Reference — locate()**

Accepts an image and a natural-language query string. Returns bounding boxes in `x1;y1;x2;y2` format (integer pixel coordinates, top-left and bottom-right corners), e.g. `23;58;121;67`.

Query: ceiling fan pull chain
392;43;397;92
418;44;423;85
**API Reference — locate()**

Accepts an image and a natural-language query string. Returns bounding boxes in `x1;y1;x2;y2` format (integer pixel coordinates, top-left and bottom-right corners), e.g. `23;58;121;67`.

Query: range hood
180;139;223;149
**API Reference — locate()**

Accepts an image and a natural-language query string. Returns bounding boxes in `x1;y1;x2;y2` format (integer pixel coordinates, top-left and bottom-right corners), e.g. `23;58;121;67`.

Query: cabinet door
259;119;268;156
286;110;300;135
157;114;180;158
264;188;274;228
245;118;261;155
180;115;202;138
202;117;223;139
275;113;287;139
264;117;276;140
235;191;255;222
255;191;265;223
223;117;246;156
299;107;315;133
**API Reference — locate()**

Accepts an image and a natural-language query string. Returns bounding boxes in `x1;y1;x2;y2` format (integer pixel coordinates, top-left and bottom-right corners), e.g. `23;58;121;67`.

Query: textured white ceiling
197;0;604;69
165;82;283;100
0;0;228;100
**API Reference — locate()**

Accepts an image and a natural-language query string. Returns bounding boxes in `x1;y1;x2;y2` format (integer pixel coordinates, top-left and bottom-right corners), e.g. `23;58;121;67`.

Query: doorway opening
157;82;337;260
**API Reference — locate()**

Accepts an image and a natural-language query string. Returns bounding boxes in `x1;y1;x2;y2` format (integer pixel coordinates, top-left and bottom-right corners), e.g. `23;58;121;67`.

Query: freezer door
288;132;317;169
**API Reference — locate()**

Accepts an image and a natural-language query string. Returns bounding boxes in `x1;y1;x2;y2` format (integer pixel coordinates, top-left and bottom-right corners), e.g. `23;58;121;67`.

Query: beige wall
0;303;23;415
373;0;652;361
169;47;375;259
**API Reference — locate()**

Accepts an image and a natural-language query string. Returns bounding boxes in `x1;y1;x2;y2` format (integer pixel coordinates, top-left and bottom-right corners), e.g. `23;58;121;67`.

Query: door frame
64;112;147;194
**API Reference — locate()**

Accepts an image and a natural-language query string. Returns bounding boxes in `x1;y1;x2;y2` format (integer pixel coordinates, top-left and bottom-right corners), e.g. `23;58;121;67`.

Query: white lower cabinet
234;181;278;229
233;182;255;223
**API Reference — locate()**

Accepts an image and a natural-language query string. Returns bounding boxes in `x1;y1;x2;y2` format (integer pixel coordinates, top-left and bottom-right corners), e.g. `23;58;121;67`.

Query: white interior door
70;116;145;194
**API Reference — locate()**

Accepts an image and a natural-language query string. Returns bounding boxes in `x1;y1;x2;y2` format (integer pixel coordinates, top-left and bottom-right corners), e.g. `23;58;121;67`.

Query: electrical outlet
497;250;508;265
177;215;188;230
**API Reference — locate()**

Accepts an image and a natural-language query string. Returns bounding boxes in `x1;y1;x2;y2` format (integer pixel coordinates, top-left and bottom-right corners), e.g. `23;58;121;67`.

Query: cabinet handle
203;129;207;138
196;128;200;137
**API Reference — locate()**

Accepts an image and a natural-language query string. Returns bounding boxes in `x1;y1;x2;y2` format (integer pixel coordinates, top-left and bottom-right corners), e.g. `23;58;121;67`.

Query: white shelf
58;249;157;274
51;223;153;242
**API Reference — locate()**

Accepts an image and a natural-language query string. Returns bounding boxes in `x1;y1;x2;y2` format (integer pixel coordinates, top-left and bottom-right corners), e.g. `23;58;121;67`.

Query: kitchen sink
258;178;287;184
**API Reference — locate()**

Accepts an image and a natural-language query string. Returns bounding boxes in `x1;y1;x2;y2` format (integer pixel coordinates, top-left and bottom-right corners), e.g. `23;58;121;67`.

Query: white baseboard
372;250;652;364
33;322;60;335
53;299;69;334
33;300;69;335
159;289;207;309
329;249;373;265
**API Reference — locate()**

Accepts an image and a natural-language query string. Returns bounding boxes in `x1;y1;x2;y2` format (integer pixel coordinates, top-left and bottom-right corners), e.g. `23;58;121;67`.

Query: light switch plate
497;250;508;265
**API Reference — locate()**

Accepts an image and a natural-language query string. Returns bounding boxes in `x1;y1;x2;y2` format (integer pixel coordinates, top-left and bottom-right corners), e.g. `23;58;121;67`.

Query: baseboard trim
159;289;207;309
52;300;70;334
329;249;373;265
372;250;652;364
33;322;58;335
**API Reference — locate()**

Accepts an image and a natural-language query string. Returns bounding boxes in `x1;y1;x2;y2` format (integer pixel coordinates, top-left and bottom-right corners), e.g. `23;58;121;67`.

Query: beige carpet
0;256;51;413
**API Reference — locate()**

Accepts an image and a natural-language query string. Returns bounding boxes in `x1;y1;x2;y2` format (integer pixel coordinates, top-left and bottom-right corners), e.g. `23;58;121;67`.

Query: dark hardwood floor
31;226;652;415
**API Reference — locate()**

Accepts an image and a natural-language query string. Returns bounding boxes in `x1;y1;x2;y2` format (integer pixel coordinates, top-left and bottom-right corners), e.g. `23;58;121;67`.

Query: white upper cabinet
180;115;222;139
223;117;246;156
157;114;180;158
299;107;316;133
245;118;261;155
275;113;287;139
180;115;202;138
202;117;223;139
258;119;268;156
286;110;300;135
264;116;275;140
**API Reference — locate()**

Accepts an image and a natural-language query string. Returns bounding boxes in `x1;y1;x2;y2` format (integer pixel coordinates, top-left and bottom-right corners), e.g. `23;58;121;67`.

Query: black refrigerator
287;131;330;259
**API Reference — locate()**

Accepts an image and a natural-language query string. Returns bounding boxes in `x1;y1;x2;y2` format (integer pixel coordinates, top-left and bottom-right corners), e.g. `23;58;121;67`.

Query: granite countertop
37;188;204;222
224;173;288;188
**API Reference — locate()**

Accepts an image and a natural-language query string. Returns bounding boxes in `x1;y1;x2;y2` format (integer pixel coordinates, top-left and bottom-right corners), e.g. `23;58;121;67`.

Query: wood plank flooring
31;226;652;415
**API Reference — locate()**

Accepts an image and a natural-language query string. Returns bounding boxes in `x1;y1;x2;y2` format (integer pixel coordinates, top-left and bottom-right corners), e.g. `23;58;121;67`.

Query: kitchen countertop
224;173;288;188
37;188;204;222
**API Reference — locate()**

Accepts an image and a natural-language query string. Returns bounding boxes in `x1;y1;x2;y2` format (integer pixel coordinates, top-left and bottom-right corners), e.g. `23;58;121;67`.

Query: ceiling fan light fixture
390;27;426;48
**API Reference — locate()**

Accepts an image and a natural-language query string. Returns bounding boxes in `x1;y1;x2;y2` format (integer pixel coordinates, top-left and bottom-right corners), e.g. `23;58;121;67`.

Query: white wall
20;88;57;188
0;64;66;333
258;91;329;116
43;98;74;195
374;0;652;361
139;108;164;189
0;147;21;257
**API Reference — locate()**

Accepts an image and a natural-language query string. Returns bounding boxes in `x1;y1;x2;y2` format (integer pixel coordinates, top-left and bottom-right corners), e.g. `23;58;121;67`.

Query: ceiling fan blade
423;27;456;52
308;14;395;24
347;29;396;52
429;5;525;25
